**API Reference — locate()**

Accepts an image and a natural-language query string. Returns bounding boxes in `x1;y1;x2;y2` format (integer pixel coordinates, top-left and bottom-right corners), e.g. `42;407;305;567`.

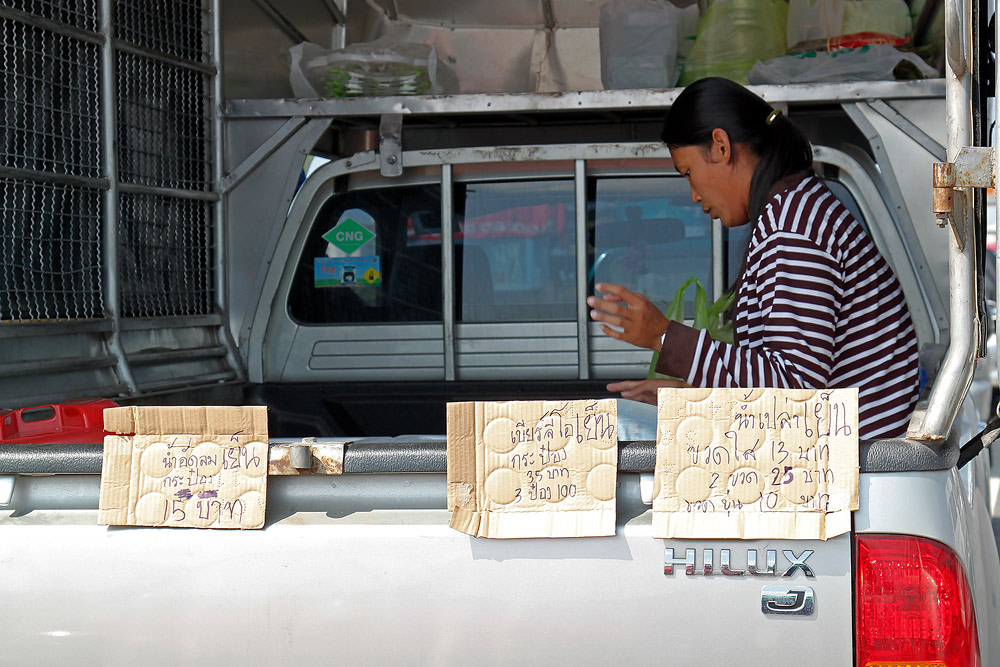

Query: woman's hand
587;282;670;351
607;378;692;405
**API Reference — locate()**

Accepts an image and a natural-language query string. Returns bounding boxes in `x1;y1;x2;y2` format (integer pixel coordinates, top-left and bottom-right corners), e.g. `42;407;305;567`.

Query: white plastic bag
288;40;459;98
599;0;694;89
747;43;938;84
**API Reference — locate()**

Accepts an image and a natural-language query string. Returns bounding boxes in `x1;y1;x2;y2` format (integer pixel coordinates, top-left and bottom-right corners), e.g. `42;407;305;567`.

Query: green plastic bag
647;277;735;379
679;0;789;85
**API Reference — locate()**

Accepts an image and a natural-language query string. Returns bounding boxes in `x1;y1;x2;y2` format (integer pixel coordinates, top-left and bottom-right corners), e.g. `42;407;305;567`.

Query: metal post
910;0;976;440
320;0;347;25
995;3;999;419
575;159;590;379
99;0;137;394
212;0;248;379
712;219;723;302
338;0;348;48
442;164;456;381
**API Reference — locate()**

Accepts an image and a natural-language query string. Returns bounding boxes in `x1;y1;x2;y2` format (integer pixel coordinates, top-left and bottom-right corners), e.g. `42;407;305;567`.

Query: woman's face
669;142;752;228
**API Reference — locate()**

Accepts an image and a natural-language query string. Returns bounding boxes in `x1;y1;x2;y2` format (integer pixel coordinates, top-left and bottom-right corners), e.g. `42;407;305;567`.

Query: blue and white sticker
314;256;381;287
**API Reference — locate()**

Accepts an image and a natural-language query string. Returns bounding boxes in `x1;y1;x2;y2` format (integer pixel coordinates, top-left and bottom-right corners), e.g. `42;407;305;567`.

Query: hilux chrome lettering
663;547;816;577
761;586;815;615
720;549;744;576
781;550;815;577
663;548;696;575
748;549;777;576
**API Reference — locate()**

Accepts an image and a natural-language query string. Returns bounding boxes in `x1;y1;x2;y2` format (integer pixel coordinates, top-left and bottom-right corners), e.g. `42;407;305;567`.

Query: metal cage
0;0;239;408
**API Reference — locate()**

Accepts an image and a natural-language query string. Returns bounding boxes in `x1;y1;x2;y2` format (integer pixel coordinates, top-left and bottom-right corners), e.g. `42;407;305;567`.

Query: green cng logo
322;218;374;254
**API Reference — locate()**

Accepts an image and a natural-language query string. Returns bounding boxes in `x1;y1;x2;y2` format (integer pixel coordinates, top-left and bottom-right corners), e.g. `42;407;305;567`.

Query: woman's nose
690;188;701;203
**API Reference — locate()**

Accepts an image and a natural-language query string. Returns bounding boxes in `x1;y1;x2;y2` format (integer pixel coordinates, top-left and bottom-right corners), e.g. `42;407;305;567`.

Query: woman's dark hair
661;77;813;220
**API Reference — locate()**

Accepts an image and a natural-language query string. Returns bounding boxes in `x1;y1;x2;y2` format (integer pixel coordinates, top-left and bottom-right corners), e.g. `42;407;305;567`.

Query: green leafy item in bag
647;277;735;379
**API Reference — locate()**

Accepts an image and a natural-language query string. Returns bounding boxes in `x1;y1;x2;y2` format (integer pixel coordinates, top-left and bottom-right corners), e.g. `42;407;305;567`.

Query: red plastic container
0;399;119;444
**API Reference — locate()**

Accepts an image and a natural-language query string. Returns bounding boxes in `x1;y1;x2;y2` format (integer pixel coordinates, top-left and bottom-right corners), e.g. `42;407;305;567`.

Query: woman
587;78;919;439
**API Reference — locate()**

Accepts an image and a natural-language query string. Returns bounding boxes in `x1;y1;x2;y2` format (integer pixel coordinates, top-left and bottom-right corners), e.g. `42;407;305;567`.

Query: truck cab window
288;184;443;324
455;179;576;322
592;177;716;311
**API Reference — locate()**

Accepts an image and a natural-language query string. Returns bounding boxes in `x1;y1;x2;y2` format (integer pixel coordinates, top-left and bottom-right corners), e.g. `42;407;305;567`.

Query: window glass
725;222;752;291
455;180;576;322
288;184;442;324
592;177;717;315
824;180;867;231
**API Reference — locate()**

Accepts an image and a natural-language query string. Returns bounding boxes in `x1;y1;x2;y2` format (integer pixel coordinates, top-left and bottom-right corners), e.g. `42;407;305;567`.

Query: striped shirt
657;173;919;439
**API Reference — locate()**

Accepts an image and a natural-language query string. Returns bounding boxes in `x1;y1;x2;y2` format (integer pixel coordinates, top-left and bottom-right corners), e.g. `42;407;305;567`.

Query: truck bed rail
0;436;960;475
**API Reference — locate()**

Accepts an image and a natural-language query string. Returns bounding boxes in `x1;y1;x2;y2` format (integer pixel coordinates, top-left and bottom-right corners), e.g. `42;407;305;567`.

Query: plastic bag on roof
747;43;939;84
599;0;699;89
842;0;913;38
787;0;846;50
678;0;788;86
289;40;459;98
786;0;912;51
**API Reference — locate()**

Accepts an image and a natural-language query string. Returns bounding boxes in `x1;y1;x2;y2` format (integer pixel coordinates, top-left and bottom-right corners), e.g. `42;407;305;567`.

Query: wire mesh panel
4;0;101;33
0;177;104;321
1;18;102;178
114;0;208;63
118;193;215;318
116;51;212;191
1;2;229;399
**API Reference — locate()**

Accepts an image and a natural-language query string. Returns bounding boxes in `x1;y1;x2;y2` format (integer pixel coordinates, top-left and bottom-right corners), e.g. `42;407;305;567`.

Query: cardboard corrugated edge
473;401;489;536
651;506;851;541
97;434;133;526
104;405;268;437
477;508;618;539
447;402;481;534
651;387;859;541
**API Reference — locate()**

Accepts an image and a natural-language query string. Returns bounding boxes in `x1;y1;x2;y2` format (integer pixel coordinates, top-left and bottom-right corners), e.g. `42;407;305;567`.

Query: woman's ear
709;128;733;164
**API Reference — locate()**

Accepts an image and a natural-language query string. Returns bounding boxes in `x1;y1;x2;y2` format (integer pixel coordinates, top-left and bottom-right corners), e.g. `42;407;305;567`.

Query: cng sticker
322;218;375;255
314;256;380;287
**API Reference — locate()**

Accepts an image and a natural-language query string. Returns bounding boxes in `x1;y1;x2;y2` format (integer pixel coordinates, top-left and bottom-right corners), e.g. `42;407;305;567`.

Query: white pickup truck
1;1;999;665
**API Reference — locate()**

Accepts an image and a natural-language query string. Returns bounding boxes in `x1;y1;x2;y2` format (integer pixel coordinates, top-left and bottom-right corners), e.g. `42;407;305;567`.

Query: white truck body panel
2;2;999;665
2;473;855;666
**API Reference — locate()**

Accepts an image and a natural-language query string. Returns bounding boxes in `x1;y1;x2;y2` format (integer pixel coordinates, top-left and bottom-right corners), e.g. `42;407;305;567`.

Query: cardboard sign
447;399;618;538
98;406;269;530
652;388;859;541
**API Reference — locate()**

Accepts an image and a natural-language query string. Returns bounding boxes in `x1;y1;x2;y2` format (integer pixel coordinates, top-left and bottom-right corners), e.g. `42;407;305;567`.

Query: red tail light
856;534;980;667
